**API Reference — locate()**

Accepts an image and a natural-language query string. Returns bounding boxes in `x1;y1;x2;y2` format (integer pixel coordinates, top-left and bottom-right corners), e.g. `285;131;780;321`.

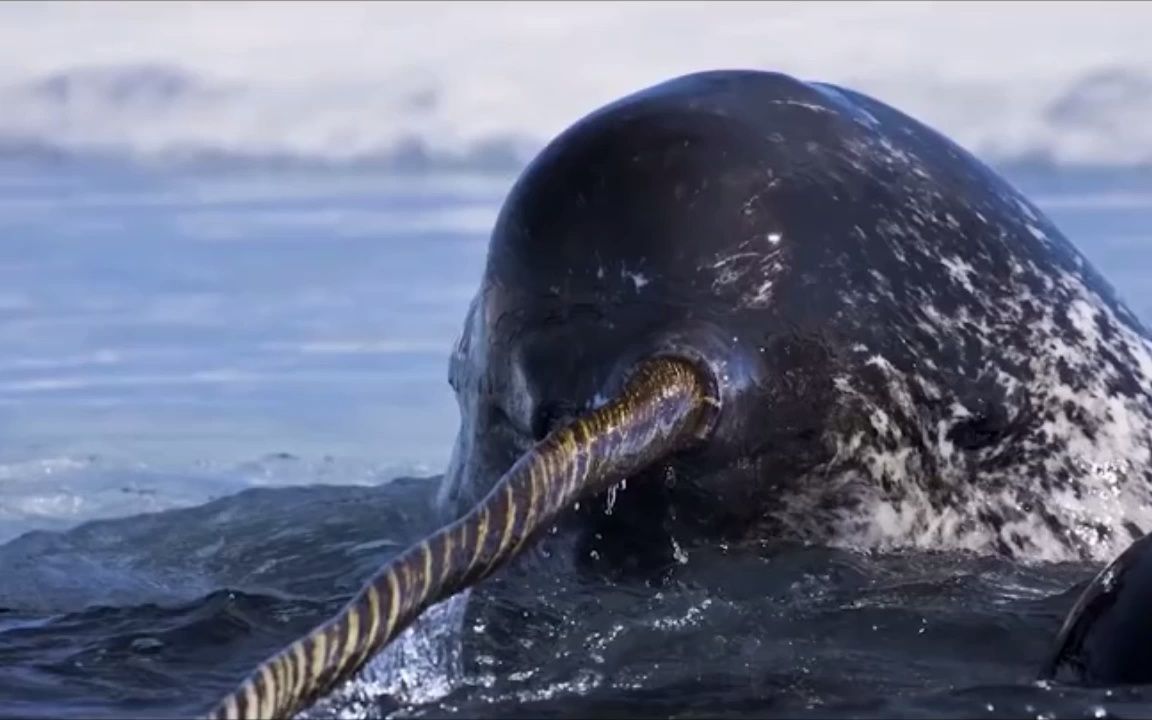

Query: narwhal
206;70;1152;719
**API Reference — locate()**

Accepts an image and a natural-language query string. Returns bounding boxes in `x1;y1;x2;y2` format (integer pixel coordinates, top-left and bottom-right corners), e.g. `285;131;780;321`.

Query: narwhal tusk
205;356;716;720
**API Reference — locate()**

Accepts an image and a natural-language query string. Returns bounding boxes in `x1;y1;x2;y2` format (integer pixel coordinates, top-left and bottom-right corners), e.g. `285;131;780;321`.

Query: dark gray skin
436;69;1152;574
1042;531;1152;685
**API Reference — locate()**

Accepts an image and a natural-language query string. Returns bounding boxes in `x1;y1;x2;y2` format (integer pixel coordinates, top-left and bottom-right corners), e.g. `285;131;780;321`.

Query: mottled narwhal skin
436;69;1152;566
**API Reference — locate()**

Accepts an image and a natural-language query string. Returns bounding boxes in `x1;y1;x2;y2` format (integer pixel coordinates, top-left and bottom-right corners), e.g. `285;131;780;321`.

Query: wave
0;474;441;611
0;475;447;718
4;57;1152;175
0;455;439;547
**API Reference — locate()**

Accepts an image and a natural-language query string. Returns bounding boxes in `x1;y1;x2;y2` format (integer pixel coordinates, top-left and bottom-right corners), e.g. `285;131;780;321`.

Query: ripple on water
0;477;1143;720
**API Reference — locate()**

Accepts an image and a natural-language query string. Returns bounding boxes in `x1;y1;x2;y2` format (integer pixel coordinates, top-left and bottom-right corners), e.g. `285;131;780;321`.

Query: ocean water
0;159;1150;719
0;163;509;542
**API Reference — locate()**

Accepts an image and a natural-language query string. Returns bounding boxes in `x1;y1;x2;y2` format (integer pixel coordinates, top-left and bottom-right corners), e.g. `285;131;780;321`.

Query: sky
0;2;1150;167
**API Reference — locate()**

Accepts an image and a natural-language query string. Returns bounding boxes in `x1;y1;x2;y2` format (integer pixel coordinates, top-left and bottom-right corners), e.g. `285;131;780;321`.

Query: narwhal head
435;73;851;572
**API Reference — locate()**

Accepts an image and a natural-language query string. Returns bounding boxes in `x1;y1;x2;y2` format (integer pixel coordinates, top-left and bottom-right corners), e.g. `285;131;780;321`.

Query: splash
302;591;472;720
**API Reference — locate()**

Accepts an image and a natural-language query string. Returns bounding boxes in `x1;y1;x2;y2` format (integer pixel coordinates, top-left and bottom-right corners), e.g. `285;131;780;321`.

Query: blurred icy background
2;2;1152;168
0;1;1150;540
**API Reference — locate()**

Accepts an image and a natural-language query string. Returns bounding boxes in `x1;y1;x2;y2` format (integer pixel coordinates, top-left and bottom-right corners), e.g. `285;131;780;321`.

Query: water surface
0;162;1150;718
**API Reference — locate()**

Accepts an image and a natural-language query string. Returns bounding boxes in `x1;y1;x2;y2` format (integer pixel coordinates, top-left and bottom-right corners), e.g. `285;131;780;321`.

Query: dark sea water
0;161;1150;719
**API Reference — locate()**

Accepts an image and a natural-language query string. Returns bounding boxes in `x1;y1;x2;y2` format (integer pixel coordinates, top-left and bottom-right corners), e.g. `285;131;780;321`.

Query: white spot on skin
748;279;774;307
711;252;761;286
670;535;688;565
708;245;784;308
767;99;835;114
767;232;782;245
940;255;977;293
1067;299;1100;342
1016;198;1040;222
810;84;881;127
622;269;649;290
